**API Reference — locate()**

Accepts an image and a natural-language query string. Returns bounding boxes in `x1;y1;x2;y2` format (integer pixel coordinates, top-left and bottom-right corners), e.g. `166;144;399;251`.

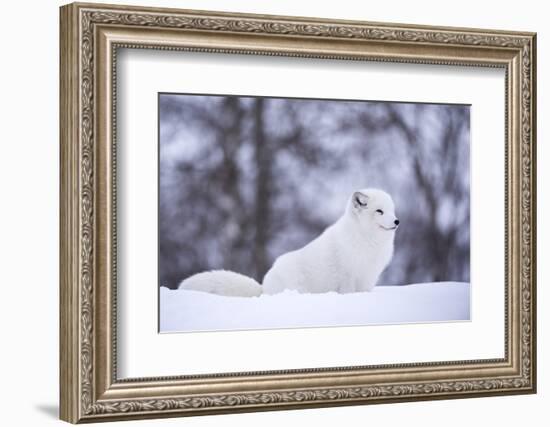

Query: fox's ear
352;191;369;209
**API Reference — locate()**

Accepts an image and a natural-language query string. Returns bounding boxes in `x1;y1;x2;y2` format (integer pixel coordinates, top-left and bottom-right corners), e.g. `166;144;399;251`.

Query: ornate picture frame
60;2;536;423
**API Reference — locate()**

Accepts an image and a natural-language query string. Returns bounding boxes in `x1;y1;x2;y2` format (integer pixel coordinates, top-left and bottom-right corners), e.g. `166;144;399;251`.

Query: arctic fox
178;188;398;296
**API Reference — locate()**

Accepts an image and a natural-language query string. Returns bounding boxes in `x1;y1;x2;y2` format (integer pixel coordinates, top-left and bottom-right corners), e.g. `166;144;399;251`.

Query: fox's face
350;189;399;233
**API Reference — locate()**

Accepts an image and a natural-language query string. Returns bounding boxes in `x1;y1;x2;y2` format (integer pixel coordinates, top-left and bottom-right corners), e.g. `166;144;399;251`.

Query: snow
160;282;470;333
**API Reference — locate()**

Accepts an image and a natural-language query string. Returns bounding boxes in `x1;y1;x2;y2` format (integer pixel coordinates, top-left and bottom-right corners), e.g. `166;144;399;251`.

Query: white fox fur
178;270;262;297
178;188;398;296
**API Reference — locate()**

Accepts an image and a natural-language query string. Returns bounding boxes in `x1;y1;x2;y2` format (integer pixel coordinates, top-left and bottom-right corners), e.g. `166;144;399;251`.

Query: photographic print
159;93;471;333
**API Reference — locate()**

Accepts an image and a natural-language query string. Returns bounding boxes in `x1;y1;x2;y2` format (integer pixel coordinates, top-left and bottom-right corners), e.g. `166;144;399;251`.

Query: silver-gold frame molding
60;2;537;423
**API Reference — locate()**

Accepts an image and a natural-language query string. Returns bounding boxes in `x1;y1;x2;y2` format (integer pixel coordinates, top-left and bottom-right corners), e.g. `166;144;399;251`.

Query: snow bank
160;282;470;333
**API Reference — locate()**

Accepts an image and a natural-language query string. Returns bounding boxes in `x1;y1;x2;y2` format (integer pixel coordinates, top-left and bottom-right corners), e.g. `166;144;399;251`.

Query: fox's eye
376;209;384;215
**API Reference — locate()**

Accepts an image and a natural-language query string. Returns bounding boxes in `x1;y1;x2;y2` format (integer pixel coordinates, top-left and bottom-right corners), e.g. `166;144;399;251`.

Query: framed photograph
60;2;537;423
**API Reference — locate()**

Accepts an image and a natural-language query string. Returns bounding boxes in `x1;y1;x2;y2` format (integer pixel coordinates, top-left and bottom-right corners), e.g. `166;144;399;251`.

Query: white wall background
0;0;545;426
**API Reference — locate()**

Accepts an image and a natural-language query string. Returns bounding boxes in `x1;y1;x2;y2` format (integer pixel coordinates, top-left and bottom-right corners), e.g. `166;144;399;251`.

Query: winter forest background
159;94;470;289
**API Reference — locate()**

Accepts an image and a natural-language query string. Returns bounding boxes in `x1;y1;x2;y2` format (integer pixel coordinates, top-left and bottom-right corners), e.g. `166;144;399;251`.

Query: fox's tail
178;270;262;297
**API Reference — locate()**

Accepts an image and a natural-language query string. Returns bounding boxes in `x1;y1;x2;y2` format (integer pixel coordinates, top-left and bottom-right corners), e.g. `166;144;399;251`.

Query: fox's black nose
394;219;400;226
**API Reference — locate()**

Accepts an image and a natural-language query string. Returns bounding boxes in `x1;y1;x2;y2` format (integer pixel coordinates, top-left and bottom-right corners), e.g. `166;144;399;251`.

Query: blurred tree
357;103;470;284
